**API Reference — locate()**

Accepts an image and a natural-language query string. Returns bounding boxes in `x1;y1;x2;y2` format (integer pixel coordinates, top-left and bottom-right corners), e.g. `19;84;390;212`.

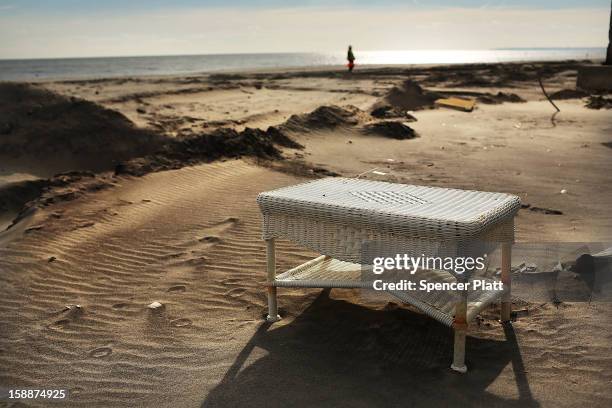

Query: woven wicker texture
273;256;505;326
259;178;520;239
258;178;519;263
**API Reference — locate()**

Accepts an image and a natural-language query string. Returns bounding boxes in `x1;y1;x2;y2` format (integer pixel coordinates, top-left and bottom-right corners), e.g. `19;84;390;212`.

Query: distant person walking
347;45;355;72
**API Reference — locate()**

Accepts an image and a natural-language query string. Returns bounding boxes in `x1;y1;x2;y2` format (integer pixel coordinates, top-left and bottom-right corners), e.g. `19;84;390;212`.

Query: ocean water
0;48;605;82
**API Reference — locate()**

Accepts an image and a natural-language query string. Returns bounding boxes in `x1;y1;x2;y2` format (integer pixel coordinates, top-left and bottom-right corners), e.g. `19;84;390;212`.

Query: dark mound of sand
371;105;400;118
172;127;283;160
0;84;311;228
265;126;304;149
0;179;48;228
363;121;418;140
2;122;307;228
370;105;418;121
585;96;612;110
282;105;359;132
0;83;164;174
1;171;115;231
476;92;526;104
381;80;441;111
115;127;294;176
549;89;590;100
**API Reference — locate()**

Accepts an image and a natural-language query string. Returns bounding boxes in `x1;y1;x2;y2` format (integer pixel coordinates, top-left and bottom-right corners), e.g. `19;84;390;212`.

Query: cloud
0;5;608;58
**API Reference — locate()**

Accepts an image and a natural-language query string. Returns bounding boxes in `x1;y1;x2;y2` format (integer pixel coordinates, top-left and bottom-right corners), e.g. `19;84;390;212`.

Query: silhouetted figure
347;45;355;72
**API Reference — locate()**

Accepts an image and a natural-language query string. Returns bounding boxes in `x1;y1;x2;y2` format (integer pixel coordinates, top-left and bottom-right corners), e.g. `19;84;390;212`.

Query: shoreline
1;56;605;83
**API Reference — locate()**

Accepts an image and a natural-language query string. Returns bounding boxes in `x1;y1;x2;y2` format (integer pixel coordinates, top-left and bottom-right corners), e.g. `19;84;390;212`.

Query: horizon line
0;47;606;62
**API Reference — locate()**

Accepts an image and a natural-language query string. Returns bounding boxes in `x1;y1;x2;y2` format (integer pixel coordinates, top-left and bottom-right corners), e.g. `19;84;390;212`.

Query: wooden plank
435;97;476;112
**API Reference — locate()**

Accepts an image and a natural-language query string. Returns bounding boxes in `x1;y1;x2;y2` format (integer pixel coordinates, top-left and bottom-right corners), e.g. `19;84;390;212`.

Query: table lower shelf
273;255;506;327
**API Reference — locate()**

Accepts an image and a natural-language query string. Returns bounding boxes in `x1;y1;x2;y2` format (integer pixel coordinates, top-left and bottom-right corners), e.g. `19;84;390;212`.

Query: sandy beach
1;61;612;407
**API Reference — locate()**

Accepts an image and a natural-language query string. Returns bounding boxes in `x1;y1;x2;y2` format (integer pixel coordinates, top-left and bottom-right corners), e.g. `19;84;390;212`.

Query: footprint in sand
167;285;187;293
25;225;44;233
51;319;71;327
48;304;84;328
225;288;247;298
112;303;129;310
89;347;112;358
161;251;187;260
71;387;84;395
170;318;192;328
199;236;221;244
198;217;239;241
75;221;95;229
183;256;208;267
172;217;240;254
223;278;242;284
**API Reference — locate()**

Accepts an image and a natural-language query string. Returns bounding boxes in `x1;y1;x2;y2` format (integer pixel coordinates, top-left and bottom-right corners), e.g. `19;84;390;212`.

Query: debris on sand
380;80;442;111
585;95;612;110
63;304;83;313
147;301;165;311
436;90;525;105
282;105;359;131
549;89;589;100
362;121;418;140
0;83;163;173
570;249;612;294
521;203;563;215
476;92;526;104
434;97;476;112
370;105;418;121
531;207;563;215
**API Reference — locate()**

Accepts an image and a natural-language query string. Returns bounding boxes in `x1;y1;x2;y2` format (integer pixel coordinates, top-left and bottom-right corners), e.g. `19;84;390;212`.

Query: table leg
451;288;468;373
501;242;512;322
266;238;281;322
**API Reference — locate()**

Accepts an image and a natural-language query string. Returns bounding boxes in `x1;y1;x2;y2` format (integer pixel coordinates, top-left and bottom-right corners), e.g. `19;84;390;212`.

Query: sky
0;0;609;59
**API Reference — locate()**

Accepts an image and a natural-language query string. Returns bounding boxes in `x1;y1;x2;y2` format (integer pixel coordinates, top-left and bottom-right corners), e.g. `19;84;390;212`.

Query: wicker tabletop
258;178;521;241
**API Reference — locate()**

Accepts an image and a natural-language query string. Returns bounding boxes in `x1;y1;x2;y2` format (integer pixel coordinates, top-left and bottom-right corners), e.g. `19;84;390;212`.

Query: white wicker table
257;178;521;373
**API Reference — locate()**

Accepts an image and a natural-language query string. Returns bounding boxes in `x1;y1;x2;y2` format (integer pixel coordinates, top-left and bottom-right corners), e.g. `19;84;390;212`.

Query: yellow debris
434;97;476;112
